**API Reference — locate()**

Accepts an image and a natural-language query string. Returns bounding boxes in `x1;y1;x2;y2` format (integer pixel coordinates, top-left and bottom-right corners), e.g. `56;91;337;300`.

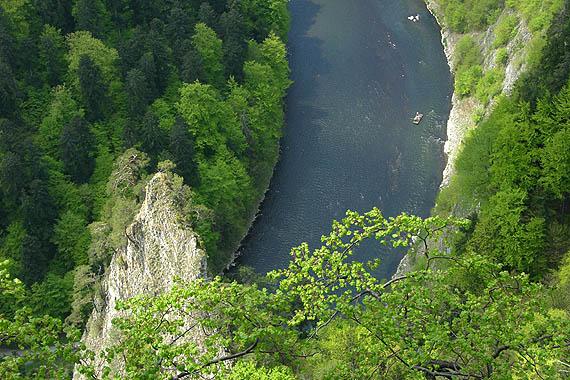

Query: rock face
77;172;207;378
394;2;534;279
424;0;531;187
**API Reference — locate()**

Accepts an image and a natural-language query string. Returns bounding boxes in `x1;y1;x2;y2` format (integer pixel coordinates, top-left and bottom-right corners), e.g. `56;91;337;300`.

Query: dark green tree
166;5;195;45
39;25;66;86
0;58;17;117
72;0;109;38
140;110;166;158
130;0;166;25
125;68;151;119
122;120;138;149
117;28;146;75
180;44;206;83
0;120;33;206
103;0;132;29
29;0;75;33
60;116;96;184
137;52;159;100
21;234;50;284
146;19;171;96
169;117;199;187
198;2;218;29
220;5;247;79
21;179;57;283
0;151;26;206
0;6;14;63
78;54;108;122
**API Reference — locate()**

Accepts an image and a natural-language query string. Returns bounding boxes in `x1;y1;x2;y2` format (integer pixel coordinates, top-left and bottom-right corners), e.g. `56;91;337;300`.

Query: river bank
235;0;452;277
424;0;531;188
394;0;534;277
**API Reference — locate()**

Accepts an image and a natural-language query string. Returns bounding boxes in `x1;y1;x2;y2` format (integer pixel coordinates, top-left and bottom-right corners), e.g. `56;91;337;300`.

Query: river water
236;0;452;279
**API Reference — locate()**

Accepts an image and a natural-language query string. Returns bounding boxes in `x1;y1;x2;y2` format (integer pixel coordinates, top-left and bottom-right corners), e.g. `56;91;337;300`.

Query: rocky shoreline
424;0;477;188
394;1;532;278
425;0;530;188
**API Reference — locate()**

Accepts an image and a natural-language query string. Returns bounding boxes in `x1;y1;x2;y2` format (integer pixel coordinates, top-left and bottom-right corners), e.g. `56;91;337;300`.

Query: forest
1;0;570;379
0;0;290;322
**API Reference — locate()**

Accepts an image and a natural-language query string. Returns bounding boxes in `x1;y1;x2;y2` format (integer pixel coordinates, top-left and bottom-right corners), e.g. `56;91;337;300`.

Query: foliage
68;210;570;379
66;31;119;84
507;0;565;33
438;0;504;32
439;78;570;274
455;64;482;97
493;14;519;48
0;0;292;321
39;25;66;86
59;116;96;183
192;23;225;88
0;260;80;378
452;36;483;97
474;67;505;104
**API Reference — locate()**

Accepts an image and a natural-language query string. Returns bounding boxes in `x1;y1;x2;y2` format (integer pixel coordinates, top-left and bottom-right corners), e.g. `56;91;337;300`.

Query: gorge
237;0;453;277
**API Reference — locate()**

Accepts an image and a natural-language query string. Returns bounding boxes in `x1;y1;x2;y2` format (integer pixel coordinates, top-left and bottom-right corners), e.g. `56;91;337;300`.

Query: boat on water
412;112;424;125
407;14;420;22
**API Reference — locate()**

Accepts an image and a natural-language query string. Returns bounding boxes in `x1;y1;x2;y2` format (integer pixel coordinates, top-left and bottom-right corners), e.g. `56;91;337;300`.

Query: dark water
236;0;452;279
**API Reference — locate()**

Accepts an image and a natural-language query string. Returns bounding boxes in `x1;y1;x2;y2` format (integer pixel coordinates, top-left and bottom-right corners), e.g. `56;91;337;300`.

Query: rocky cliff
76;172;207;378
394;2;534;278
424;1;531;187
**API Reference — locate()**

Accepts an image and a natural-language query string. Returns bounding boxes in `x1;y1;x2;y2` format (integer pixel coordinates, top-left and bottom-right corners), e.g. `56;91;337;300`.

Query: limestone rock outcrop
424;0;531;188
76;172;207;378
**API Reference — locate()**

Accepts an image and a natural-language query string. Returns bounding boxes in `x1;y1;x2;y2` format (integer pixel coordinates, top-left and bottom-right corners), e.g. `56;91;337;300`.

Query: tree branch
172;339;259;380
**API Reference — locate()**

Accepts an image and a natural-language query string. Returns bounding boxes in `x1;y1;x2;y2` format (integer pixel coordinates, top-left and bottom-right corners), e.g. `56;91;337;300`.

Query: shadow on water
233;0;330;270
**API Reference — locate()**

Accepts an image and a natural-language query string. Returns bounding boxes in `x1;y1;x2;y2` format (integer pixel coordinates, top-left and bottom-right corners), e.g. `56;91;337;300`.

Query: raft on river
412;112;424;125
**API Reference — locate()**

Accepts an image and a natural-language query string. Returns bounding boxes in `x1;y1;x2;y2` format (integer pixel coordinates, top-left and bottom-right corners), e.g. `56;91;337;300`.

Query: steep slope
77;172;207;378
425;0;533;187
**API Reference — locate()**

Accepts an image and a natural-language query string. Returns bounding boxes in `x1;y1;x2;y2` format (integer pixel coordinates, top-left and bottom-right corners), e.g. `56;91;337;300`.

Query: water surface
237;0;452;278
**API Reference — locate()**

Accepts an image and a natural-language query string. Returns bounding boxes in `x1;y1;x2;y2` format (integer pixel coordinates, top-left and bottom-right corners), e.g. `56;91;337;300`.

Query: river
235;0;452;279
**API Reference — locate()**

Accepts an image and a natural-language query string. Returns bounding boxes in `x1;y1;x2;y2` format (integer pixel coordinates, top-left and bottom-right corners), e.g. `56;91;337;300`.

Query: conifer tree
125;68;151;119
140;110;166;159
72;0;109;38
77;55;108;121
39;25;66;86
169;117;199;187
59;116;95;184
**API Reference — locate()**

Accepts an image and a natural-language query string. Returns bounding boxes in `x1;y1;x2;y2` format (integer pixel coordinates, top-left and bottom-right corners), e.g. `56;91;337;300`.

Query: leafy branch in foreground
3;210;562;379
73;209;569;379
0;260;81;379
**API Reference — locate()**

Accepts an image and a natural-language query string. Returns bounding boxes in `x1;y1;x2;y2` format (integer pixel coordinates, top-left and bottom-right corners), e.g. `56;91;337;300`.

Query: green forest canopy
0;0;290;320
0;0;569;379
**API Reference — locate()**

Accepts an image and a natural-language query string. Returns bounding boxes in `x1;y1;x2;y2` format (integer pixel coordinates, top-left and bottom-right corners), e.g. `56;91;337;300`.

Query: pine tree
60;116;95;184
138;52;159;100
169;117;199;187
0;6;15;64
21;179;57;284
39;25;66;86
30;0;74;33
78;55;108;122
72;0;109;38
198;2;218;30
125;68;151;119
220;5;247;79
0;58;17;117
140;110;166;158
146;19;171;96
181;45;206;83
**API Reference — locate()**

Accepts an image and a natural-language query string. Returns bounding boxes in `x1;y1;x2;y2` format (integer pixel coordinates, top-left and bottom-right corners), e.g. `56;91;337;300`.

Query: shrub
455;65;483;96
493;14;518;48
475;68;505;103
